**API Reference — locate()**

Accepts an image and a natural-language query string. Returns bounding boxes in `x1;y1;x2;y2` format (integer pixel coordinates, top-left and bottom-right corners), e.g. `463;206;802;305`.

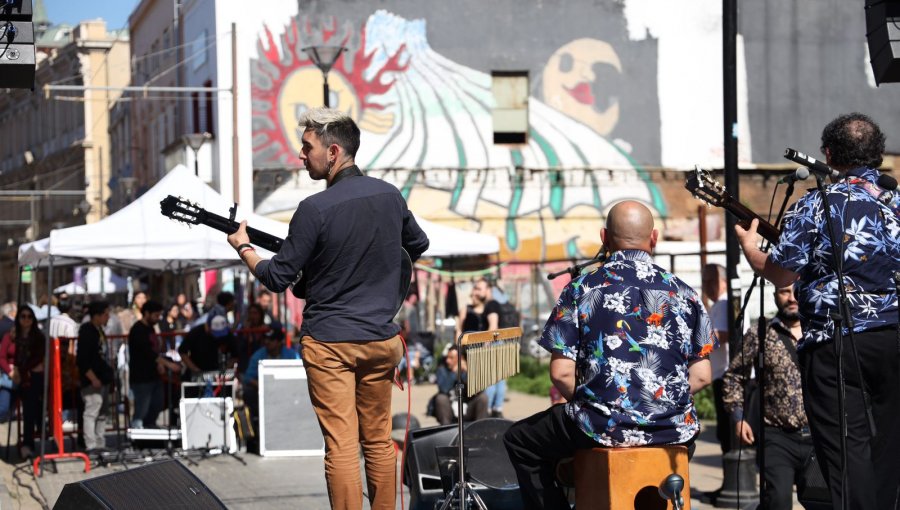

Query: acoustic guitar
684;166;781;245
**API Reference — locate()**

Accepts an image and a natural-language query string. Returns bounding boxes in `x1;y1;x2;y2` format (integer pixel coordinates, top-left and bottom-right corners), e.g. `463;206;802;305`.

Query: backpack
497;302;521;329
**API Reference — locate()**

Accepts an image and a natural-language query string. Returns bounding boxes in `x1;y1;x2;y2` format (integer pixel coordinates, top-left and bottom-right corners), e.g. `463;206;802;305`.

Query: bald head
602;201;657;252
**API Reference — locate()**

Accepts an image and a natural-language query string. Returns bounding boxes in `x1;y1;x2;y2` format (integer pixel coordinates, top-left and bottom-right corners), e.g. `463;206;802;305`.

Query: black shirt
77;323;113;387
177;327;234;373
481;300;502;330
255;167;430;342
129;320;160;385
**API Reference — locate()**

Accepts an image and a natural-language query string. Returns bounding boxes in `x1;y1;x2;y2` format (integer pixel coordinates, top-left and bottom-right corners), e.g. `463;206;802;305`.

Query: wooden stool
574;445;690;510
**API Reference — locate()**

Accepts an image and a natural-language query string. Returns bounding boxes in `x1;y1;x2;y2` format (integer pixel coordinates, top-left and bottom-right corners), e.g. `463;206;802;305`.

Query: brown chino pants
300;335;403;510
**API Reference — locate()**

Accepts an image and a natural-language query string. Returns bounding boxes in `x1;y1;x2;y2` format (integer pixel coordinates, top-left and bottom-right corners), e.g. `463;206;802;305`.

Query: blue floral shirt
769;167;900;350
539;250;716;447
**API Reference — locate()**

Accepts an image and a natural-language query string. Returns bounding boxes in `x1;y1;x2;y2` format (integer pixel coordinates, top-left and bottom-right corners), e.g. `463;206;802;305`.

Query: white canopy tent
417;217;499;258
18;165;289;271
17;164;500;272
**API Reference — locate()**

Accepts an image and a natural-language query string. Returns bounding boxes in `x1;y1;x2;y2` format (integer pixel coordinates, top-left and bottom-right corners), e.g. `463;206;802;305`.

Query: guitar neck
720;196;781;245
200;211;284;253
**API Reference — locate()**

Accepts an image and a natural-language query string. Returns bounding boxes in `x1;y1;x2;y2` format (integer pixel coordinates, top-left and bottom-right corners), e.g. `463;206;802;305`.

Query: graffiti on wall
251;10;667;262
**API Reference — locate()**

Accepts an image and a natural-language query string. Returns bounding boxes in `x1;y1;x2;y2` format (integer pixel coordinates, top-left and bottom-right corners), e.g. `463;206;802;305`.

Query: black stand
437;333;487;510
813;175;875;510
731;177;801;507
546;246;608;281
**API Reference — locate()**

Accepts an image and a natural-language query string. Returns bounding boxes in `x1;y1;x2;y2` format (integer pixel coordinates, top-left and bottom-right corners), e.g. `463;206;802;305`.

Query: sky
43;0;141;31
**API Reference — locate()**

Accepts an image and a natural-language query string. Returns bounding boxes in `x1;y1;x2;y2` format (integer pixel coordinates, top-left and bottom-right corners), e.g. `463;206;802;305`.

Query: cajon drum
574;446;690;510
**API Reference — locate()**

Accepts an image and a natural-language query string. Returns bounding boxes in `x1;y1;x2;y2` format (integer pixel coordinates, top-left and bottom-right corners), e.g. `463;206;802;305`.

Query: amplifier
179;397;237;454
258;359;324;457
181;380;236;399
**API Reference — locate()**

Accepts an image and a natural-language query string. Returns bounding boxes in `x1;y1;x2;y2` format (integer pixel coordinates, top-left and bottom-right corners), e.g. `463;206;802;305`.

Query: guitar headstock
685;165;727;207
160;195;205;225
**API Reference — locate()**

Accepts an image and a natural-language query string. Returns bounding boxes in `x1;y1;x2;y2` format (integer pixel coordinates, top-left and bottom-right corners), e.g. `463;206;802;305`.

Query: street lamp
183;132;212;177
302;45;346;107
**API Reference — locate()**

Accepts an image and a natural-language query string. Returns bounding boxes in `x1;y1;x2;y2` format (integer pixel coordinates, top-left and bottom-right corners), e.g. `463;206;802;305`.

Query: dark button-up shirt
722;317;807;431
769;167;900;350
255;167;429;342
539;250;716;447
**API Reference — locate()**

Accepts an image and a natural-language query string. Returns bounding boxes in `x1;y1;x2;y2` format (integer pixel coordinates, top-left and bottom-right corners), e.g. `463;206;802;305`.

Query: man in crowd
472;278;509;417
430;345;488;425
242;321;300;433
723;285;813;510
128;301;181;429
49;293;78;342
77;301;115;454
178;311;236;380
504;200;715;510
227;107;429;510
701;263;733;455
256;289;274;324
736;112;900;509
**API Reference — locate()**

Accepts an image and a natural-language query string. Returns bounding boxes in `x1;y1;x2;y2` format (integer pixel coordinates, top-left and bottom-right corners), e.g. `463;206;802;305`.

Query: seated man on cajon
504;201;715;510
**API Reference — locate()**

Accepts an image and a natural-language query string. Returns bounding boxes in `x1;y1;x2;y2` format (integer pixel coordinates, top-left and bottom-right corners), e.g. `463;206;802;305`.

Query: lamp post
302;45;346;107
183;132;212;177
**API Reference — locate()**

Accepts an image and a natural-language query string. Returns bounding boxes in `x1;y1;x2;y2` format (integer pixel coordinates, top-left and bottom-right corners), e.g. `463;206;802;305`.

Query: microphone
783;148;840;180
777;167;810;185
658;473;685;510
877;174;897;205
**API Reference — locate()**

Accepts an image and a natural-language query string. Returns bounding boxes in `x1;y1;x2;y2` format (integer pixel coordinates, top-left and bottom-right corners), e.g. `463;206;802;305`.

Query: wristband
239;246;256;256
236;243;253;253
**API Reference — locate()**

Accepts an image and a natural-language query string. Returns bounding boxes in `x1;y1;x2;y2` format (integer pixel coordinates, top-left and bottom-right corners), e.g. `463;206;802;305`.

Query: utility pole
231;22;240;204
722;0;740;364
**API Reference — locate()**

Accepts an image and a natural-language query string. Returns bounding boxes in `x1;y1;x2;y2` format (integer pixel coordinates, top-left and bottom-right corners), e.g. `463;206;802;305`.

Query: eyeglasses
19;315;34;320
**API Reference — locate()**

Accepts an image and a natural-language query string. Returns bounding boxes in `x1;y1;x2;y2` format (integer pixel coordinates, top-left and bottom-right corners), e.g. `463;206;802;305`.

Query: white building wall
181;0;298;208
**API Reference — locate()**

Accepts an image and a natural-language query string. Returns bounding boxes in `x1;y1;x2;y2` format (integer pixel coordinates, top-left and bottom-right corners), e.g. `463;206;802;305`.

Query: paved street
0;382;800;509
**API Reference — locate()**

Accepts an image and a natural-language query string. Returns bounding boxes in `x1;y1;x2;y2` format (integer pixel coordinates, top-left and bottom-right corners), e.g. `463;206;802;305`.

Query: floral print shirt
769;167;900;350
722;317;807;430
539;250;717;447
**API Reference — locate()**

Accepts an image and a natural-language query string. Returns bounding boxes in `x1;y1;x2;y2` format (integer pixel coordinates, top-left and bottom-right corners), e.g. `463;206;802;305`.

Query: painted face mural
543;38;622;137
251;11;665;263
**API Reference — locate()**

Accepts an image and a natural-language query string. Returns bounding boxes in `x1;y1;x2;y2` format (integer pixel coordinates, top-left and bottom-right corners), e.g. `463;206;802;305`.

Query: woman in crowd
5;305;46;457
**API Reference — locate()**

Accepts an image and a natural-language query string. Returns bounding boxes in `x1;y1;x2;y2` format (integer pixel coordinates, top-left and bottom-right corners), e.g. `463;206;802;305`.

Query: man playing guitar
227;107;429;510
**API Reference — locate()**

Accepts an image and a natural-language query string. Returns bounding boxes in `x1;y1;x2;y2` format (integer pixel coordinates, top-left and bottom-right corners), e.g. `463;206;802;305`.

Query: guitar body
160;195;412;313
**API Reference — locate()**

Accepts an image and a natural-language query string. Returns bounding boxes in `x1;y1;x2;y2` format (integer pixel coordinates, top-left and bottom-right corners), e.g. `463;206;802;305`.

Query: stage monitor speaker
258;359;324;456
866;0;900;84
403;418;520;510
180;397;236;453
53;459;225;510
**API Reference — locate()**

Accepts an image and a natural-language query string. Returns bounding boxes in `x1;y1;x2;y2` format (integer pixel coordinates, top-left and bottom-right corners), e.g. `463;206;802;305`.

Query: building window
191;30;208;71
192;80;215;136
492;71;529;145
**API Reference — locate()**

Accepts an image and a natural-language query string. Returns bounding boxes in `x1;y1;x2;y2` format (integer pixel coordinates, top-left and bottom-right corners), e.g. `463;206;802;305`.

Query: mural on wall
251;10;668;263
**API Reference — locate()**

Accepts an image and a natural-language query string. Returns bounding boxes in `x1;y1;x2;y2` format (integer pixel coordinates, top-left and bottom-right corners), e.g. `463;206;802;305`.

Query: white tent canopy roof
417;217;499;258
18;165;289;270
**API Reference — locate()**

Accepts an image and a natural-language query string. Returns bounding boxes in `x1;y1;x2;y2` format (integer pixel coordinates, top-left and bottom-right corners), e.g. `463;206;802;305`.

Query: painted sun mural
251;10;667;263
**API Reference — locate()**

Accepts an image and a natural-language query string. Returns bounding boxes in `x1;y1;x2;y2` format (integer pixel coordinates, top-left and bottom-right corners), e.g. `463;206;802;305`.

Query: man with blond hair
228;107;429;509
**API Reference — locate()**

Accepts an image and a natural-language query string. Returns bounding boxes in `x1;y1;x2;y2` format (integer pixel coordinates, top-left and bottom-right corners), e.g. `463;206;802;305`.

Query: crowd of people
0;286;293;459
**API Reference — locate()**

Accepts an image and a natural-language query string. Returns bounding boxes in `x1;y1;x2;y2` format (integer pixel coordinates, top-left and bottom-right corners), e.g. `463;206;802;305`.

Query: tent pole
38;256;53;475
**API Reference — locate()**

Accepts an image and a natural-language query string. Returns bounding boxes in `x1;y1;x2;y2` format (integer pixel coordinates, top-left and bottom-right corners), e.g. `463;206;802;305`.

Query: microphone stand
813;175;875;510
439;333;488;510
547;246;608;281
733;176;800;507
